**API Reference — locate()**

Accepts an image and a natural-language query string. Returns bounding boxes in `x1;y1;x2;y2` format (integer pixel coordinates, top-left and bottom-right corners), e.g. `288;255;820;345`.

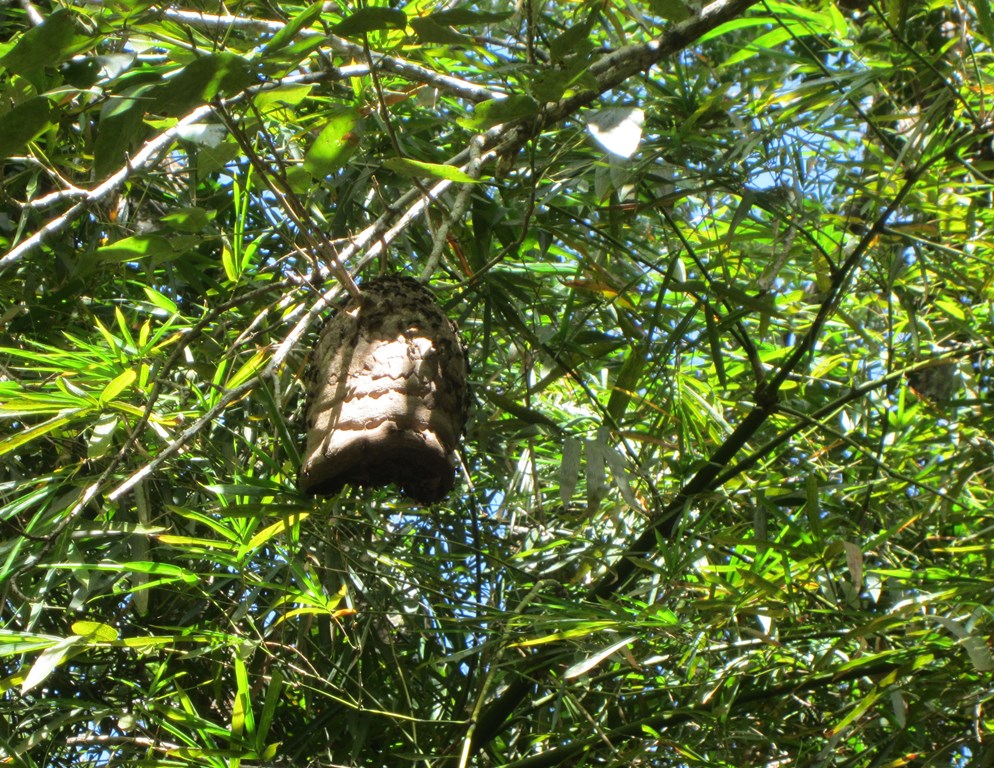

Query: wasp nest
299;276;468;504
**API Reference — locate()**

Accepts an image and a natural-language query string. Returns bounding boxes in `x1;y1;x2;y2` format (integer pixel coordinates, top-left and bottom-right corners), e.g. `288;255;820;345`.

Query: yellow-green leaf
100;369;136;404
382;157;478;183
72;621;120;642
0;411;82;458
226;349;268;390
244;513;308;554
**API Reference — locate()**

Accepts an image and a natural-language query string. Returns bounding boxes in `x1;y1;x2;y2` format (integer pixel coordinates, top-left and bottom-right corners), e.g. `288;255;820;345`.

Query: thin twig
158;8;503;103
0;105;213;273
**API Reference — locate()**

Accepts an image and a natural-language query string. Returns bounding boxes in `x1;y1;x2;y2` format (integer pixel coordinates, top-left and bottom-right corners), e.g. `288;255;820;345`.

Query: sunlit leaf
71;621;120;642
99;369;136;403
304;108;362;177
21;637;80;693
382;157;477;182
458;95;540;130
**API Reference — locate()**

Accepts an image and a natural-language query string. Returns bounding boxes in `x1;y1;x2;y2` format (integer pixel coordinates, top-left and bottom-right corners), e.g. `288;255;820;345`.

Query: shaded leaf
411;17;471;45
1;9;82;82
0;97;53;159
333;8;407;37
156;53;256;117
428;9;512;25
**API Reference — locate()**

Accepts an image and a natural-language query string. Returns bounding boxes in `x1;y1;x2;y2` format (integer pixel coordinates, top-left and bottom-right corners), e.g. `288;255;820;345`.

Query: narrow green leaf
222;244;239;283
564;635;635;679
510;621;617;648
99;369;136;404
977;0;994;43
723;27;796;68
0;631;64;658
333;7;407;37
243;513;308;554
226;349;268;390
55;561;199;583
607;345;647;421
304;108;362;177
256;668;283;746
22;637;80;693
704;305;727;389
0;411;83;458
0;97;54;159
560;436;581;508
0;9;81;80
262;2;324;54
382;157;477;183
142;286;178;314
71;621;119;642
458;95;540;130
232;652;251;736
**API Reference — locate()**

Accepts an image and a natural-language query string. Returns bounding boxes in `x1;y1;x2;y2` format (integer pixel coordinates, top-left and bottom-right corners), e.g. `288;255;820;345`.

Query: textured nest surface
299;276;468;504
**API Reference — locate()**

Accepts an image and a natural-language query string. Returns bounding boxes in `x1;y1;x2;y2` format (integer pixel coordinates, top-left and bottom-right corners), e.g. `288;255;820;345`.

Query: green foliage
1;0;994;766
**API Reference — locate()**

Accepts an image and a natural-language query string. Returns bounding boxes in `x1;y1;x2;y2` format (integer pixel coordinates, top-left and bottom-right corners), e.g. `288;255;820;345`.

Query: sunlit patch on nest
299;276;468;504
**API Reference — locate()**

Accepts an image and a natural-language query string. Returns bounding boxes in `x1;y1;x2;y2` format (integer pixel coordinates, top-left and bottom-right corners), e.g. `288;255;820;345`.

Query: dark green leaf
410;17;471;45
0;9;82;83
155;53;256;117
648;0;691;22
94;86;152;179
427;8;513;25
254;84;313;112
549;18;594;61
333;8;407;37
0;97;53;158
159;207;214;232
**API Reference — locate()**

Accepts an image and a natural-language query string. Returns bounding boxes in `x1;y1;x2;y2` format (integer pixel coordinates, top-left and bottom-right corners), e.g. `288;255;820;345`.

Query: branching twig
421;135;486;280
0;105;213;273
158;7;503;103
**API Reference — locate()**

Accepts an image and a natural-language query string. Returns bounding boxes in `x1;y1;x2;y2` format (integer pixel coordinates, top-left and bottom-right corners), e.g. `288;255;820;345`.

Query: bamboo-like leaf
382;157;478;183
564;635;635;678
0;411;83;458
243;513;308;554
22;637;80;693
99;369;136;403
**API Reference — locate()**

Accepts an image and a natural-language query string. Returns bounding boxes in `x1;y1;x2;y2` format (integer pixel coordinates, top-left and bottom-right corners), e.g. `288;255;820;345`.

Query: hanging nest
299;276;468;504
